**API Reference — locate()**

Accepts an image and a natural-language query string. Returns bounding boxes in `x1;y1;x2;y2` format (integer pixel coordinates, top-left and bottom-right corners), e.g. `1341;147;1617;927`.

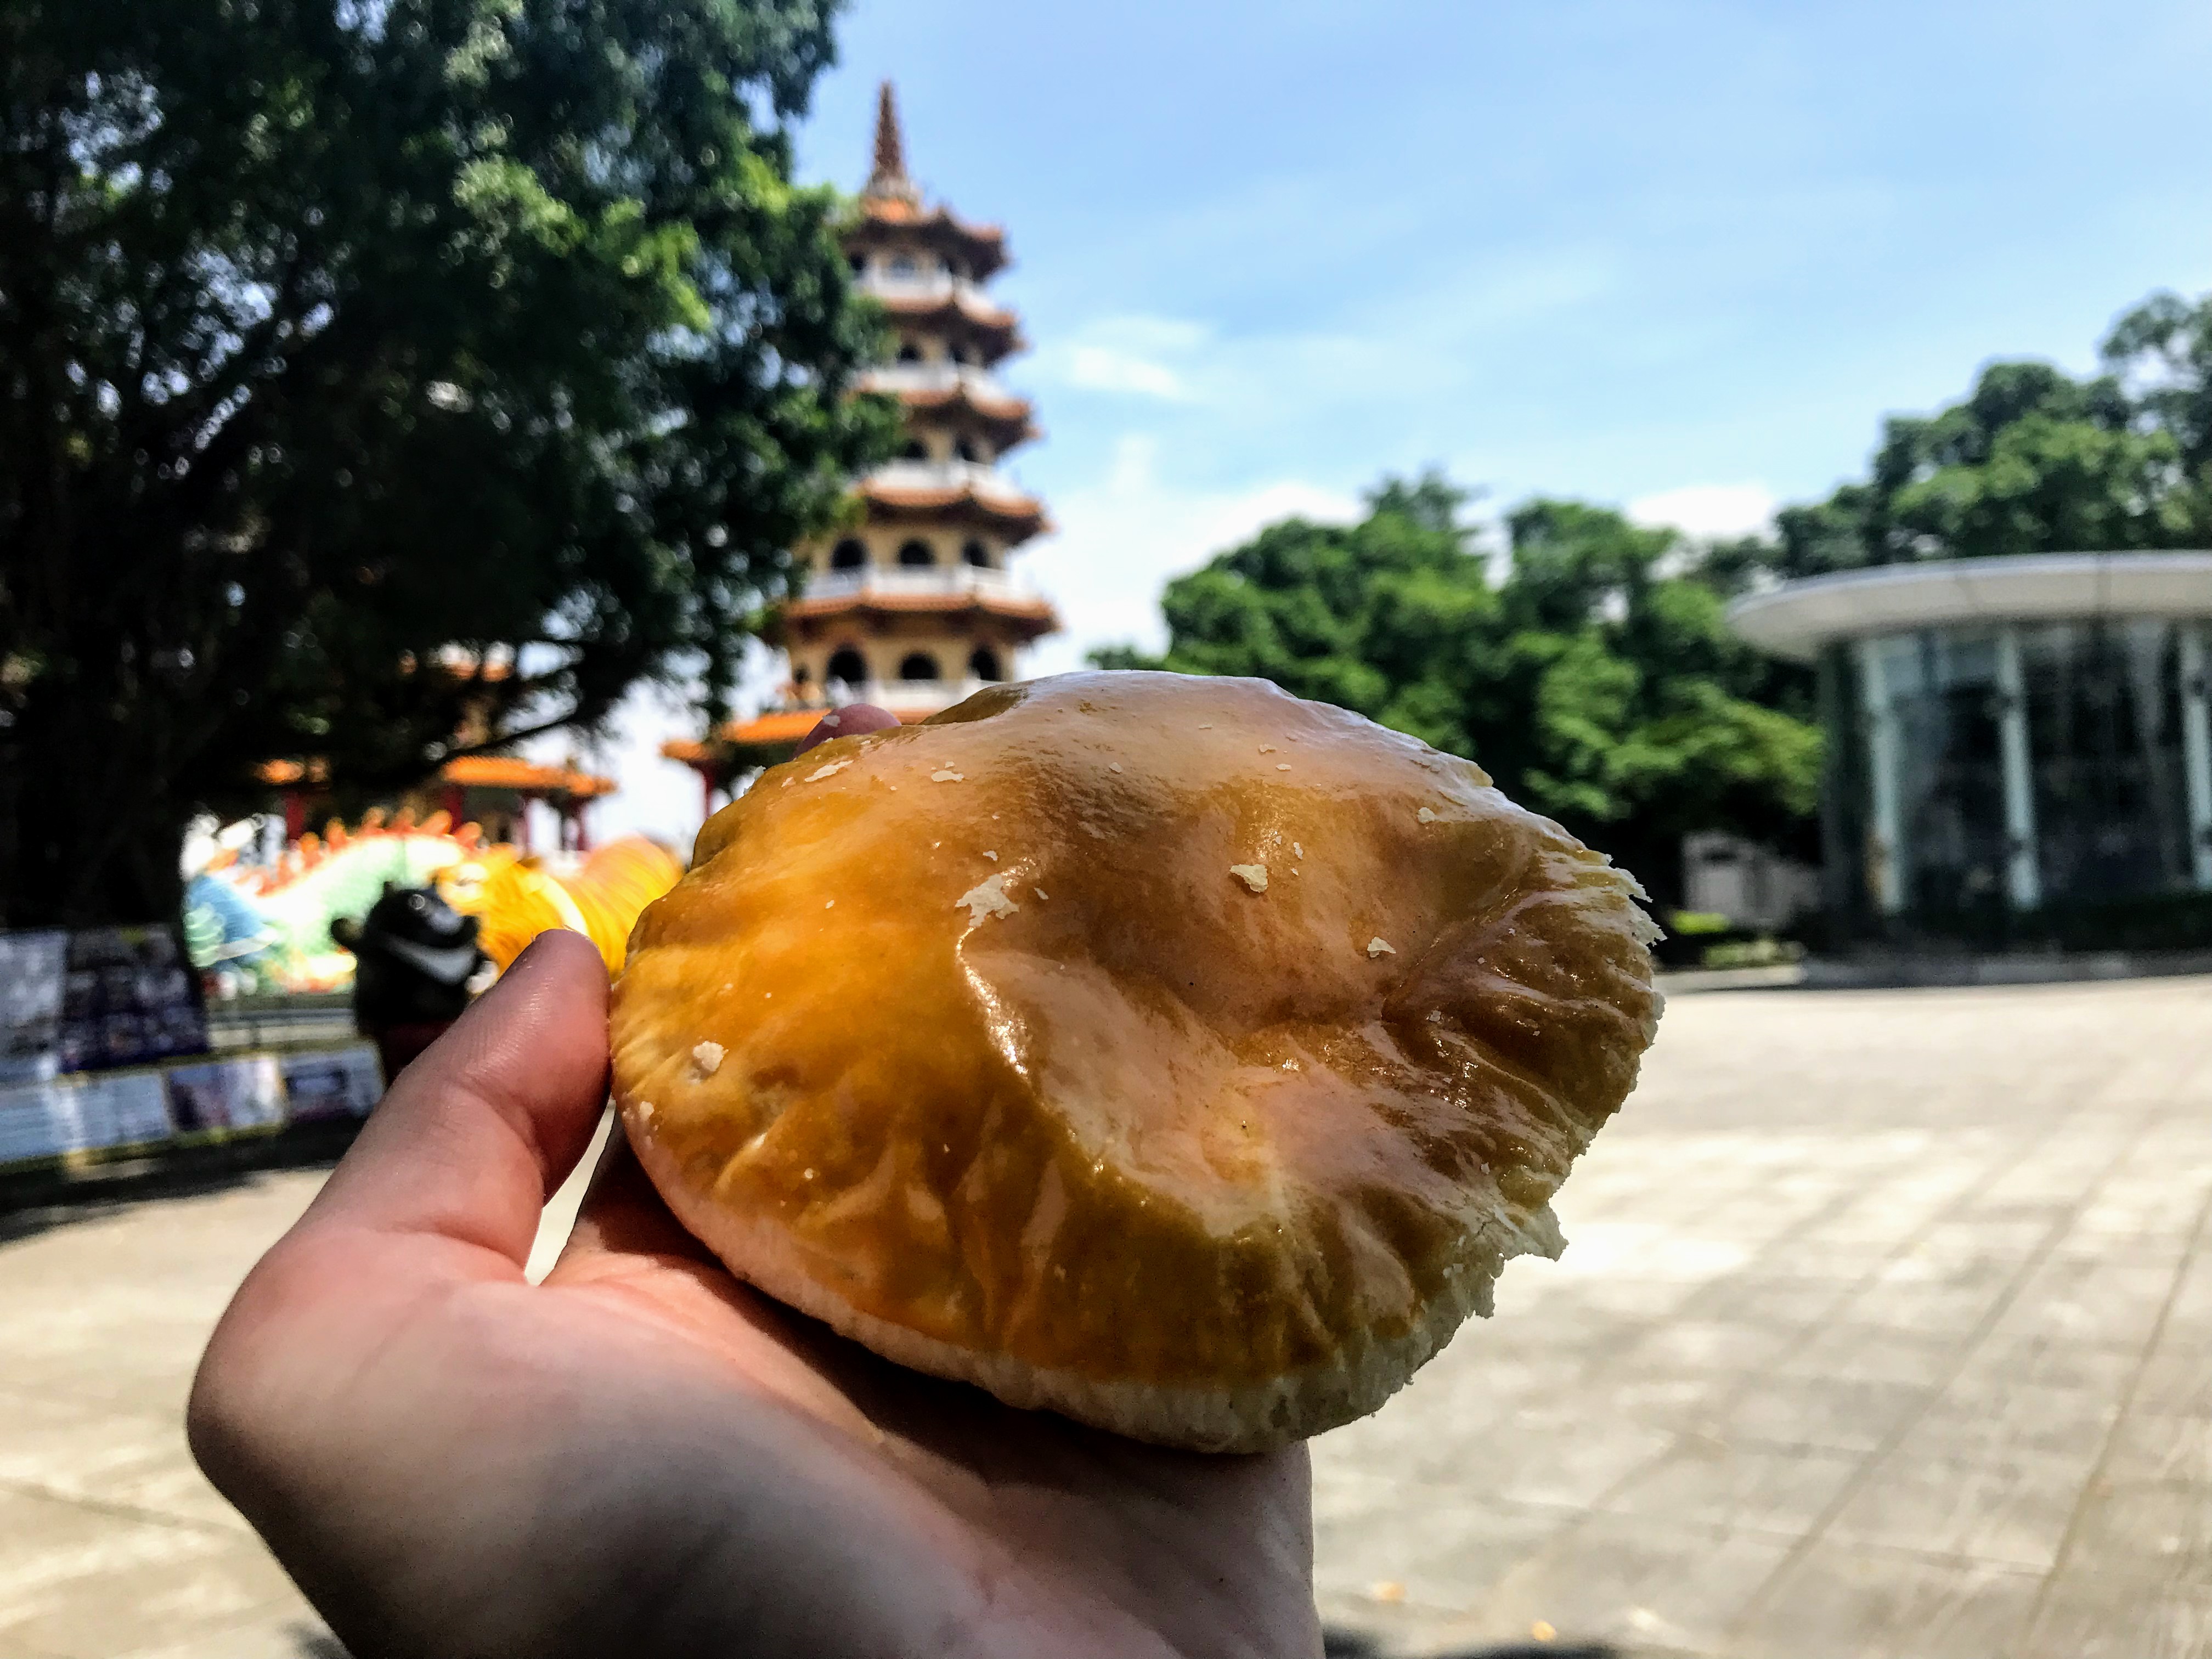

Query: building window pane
2023;619;2191;901
1875;629;2009;921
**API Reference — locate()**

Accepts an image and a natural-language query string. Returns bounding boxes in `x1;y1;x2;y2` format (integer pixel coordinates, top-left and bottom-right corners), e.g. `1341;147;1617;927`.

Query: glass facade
1830;618;2212;927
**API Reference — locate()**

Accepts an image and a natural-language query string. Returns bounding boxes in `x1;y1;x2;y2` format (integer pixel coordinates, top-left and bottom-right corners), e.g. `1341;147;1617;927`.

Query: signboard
281;1046;385;1122
164;1056;285;1135
0;930;68;1083
57;926;210;1073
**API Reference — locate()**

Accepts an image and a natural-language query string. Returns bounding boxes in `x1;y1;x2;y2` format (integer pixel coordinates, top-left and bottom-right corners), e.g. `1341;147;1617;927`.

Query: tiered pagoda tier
668;83;1059;797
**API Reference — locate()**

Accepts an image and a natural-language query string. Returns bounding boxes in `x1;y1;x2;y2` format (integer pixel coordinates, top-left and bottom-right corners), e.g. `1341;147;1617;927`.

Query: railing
856;270;995;309
864;458;1031;499
800;565;1027;602
859;362;1021;403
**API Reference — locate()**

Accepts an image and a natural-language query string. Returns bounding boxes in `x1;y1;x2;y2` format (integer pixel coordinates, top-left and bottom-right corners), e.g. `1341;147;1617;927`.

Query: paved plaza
2;975;2210;1657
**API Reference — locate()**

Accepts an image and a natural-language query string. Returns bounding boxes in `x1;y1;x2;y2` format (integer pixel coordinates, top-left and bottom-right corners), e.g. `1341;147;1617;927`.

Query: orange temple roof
663;706;934;766
896;382;1037;448
256;754;615;799
856;476;1050;540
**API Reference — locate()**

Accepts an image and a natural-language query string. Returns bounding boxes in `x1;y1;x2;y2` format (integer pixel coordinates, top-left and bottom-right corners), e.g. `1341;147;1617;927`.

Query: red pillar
443;784;466;827
283;789;306;842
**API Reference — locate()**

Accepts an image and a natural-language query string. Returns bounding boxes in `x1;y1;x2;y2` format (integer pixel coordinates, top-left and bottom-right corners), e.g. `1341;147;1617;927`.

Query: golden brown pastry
610;672;1661;1452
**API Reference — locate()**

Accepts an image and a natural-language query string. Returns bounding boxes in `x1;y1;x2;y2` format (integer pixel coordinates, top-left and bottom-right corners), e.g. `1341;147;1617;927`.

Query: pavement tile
2097;1408;2212;1487
1830;1278;2015;1337
1714;1375;1937;1455
2055;1470;2212;1582
1311;1492;1579;1618
1731;1543;2041;1659
1617;1319;1804;1377
1980;1256;2184;1351
1431;1514;1790;1654
0;1393;244;1535
1598;1436;1863;1536
1670;1276;1858;1330
1949;1330;2141;1397
0;1487;304;1659
1901;1381;2123;1462
1774;1322;1969;1389
2133;1334;2212;1415
1820;1443;2098;1570
2023;1583;2212;1659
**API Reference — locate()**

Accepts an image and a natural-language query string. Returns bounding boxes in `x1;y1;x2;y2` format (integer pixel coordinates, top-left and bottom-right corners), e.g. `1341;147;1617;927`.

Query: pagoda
668;83;1058;804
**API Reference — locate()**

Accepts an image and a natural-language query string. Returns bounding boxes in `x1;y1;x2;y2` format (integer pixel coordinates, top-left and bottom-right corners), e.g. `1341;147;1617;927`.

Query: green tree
2104;287;2212;492
0;0;895;927
1773;291;2212;577
1094;475;1821;907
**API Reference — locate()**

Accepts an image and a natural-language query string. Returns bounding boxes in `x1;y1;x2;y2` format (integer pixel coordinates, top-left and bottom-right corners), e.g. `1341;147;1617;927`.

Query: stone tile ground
2;975;2209;1657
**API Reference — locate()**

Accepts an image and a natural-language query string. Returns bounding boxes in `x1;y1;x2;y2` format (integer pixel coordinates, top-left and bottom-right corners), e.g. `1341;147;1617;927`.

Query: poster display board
0;1041;382;1174
58;926;210;1072
281;1048;385;1123
0;930;69;1083
166;1056;286;1135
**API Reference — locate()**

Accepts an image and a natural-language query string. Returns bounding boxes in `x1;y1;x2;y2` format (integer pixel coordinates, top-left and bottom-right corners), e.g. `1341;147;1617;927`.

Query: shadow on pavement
0;1122;359;1244
1325;1628;1618;1658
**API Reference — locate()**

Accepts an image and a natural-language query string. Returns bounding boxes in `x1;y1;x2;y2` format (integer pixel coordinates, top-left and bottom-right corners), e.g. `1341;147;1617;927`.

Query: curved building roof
1728;551;2212;662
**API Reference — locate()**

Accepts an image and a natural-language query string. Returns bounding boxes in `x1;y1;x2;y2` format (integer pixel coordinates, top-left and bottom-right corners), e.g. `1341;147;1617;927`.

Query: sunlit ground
2;976;2208;1658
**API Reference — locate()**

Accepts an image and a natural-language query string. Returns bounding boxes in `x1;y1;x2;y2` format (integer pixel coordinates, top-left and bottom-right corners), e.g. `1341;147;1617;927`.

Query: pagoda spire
864;81;921;205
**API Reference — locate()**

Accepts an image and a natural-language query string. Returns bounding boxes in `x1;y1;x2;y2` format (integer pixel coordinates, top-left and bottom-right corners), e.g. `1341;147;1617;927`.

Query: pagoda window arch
847;253;866;276
961;539;991;567
898;651;941;682
895;340;923;364
888;252;918;278
900;438;929;461
949;343;975;367
969;646;1003;682
826;646;868;687
953;437;986;464
829;538;866;570
896;539;936;567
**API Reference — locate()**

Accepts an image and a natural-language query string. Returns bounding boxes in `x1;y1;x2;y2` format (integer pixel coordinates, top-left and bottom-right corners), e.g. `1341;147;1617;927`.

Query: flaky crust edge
630;1119;1570;1454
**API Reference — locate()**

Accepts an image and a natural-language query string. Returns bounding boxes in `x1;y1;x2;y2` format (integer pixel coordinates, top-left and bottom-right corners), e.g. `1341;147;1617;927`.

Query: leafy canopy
1093;475;1822;905
1774;289;2212;576
0;0;895;925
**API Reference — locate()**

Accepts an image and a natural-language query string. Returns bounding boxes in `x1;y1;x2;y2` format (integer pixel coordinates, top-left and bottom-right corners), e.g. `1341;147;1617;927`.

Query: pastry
610;672;1661;1452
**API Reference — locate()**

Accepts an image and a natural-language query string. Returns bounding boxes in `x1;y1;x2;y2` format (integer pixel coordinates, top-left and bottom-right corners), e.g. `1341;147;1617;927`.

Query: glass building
1729;553;2212;933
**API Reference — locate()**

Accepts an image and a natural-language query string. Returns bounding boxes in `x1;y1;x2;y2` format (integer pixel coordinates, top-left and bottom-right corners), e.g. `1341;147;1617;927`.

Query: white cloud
1016;435;1360;675
1626;482;1778;540
1066;345;1188;400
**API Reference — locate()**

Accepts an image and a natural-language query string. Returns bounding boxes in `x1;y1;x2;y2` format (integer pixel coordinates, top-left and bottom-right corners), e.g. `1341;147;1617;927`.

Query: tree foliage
1773;290;2212;577
1093;475;1821;906
0;0;894;925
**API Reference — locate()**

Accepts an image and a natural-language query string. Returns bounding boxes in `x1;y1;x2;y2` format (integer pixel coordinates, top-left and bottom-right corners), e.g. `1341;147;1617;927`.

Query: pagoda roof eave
896;385;1036;448
843;201;1008;278
856;478;1048;537
784;590;1059;640
664;706;936;770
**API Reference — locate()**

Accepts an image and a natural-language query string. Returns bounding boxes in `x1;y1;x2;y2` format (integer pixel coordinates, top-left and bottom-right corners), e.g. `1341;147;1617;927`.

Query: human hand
189;723;1319;1659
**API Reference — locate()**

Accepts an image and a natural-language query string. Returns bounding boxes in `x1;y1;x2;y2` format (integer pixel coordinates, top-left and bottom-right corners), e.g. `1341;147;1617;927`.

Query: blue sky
565;0;2212;845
